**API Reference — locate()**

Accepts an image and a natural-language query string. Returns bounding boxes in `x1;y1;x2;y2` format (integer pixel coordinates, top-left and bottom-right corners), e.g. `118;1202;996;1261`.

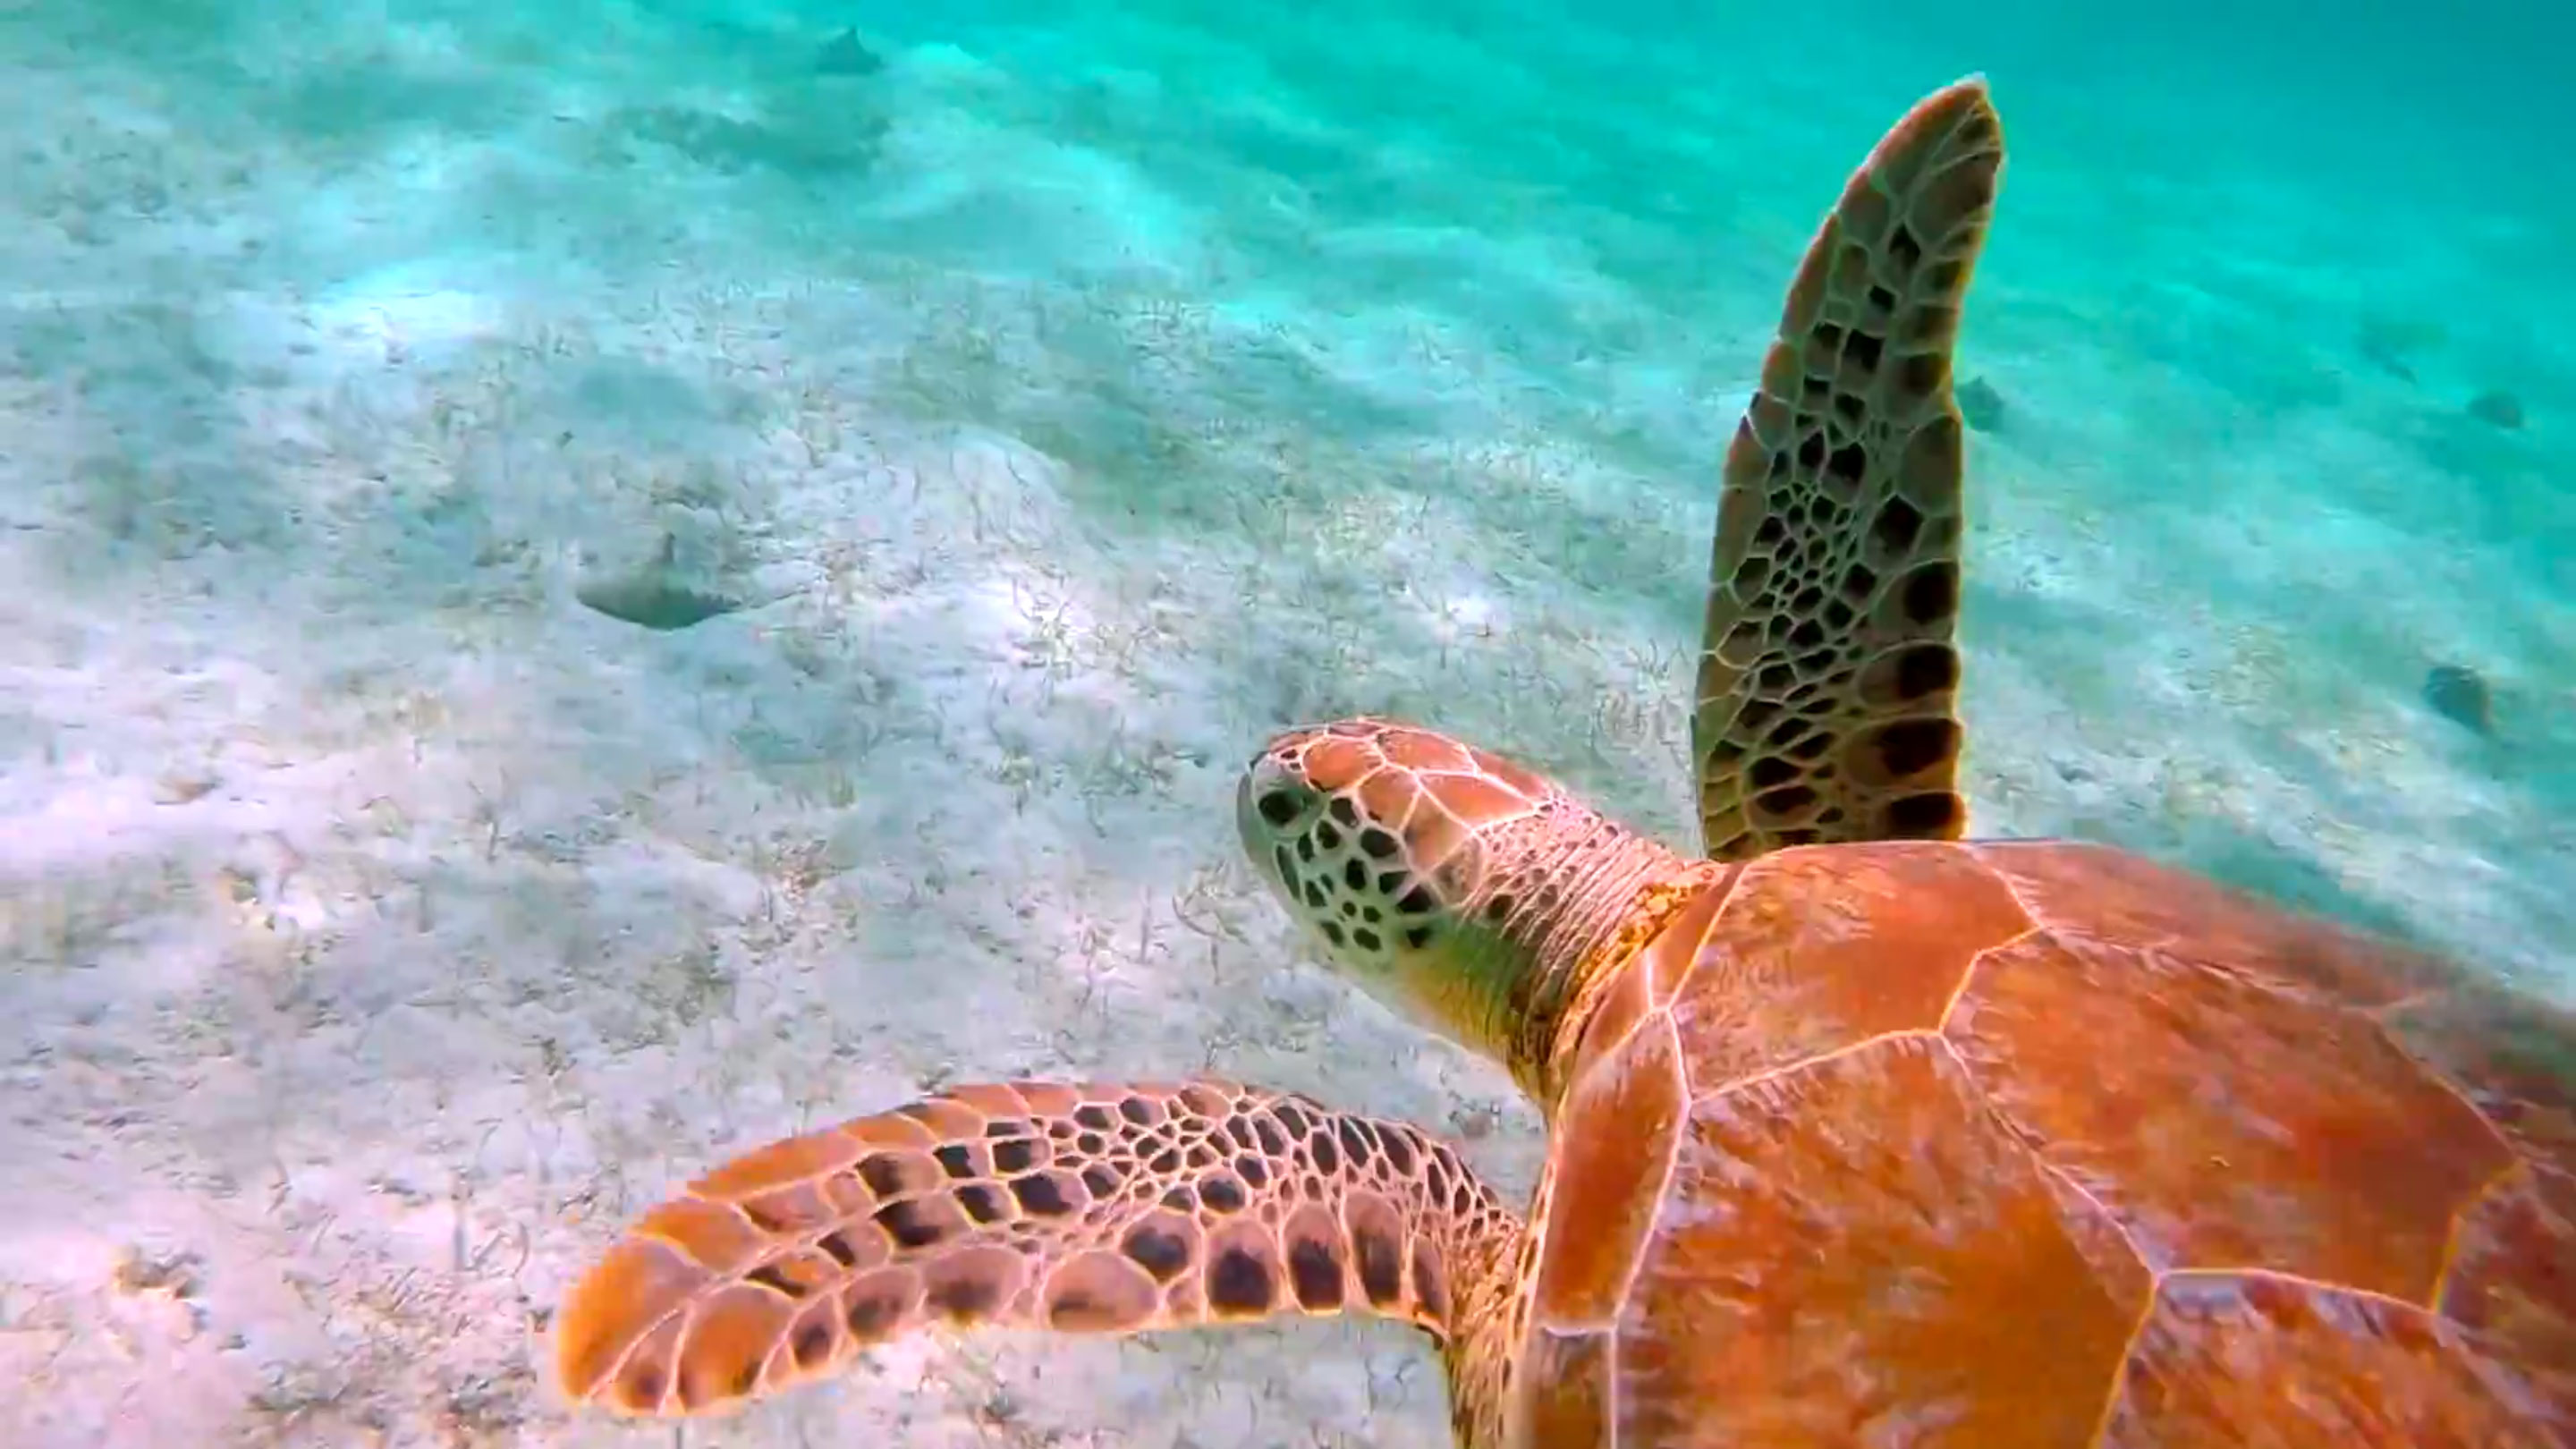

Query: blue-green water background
1;2;2572;1441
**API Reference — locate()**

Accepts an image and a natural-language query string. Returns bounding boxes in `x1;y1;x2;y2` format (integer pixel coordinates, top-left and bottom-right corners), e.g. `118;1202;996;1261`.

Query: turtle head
1237;717;1691;1097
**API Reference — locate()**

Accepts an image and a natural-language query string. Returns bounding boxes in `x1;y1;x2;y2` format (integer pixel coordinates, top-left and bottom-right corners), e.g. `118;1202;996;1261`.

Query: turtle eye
1254;788;1301;830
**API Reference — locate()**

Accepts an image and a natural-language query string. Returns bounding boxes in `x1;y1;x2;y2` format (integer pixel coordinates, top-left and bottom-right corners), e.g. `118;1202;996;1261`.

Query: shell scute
2101;1272;2561;1447
1615;1034;2137;1445
1943;928;2512;1298
1970;840;2458;1006
1530;1017;1688;1329
1666;841;2029;1094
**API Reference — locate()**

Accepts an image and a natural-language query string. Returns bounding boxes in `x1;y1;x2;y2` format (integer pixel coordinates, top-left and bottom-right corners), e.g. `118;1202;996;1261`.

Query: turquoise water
2;3;2570;1444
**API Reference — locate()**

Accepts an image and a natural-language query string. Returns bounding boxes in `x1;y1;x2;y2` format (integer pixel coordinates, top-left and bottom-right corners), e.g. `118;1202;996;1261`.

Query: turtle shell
1526;838;2574;1445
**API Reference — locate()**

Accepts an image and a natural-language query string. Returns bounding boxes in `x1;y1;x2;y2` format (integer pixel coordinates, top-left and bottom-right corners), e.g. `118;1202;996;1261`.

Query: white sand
3;8;2569;1447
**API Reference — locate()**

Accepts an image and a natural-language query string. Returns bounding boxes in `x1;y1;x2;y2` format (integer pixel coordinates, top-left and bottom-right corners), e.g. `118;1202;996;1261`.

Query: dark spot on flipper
1898;561;1959;626
1207;1245;1276;1317
1335;1118;1372;1167
991;1139;1038;1174
1287;1235;1345;1309
790;1318;834;1369
1411;1242;1449;1325
1857;641;1959;707
843;1272;914;1340
1074;1105;1114;1131
1896;349;1948;398
1826;441;1868;489
1749;756;1799;791
875;1199;952;1250
1010;1173;1078;1218
1080;1165;1121;1198
1883;791;1962;838
926;1271;1003;1321
1884;226;1920;275
621;1364;665;1411
1043;1288;1115;1331
934;1144;976;1179
1040;1252;1158;1331
955;1182;1010;1224
1756;784;1818;818
1354;1224;1404;1307
815;1230;860;1267
1861;716;1958;781
1895;643;1957;700
1270;1101;1311;1138
856;1154;909;1198
1121;1222;1195;1283
1870;496;1923;555
1250;1114;1287;1154
745;1262;810;1300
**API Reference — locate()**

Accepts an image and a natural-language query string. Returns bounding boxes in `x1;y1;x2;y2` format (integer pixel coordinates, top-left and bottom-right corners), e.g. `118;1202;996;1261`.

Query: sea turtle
550;78;2576;1445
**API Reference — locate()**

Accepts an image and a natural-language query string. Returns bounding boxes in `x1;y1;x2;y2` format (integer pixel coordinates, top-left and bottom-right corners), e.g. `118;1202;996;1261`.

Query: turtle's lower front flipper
553;1079;1522;1419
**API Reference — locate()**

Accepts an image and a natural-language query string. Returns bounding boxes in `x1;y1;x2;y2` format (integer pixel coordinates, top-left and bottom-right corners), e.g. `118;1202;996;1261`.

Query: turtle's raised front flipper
1692;78;2004;860
553;1079;1522;1420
